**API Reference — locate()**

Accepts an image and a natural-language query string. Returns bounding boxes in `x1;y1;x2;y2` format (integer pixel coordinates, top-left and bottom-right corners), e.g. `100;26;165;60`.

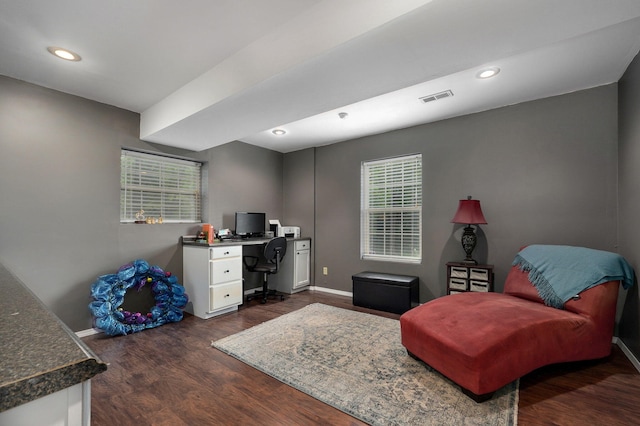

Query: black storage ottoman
352;271;419;314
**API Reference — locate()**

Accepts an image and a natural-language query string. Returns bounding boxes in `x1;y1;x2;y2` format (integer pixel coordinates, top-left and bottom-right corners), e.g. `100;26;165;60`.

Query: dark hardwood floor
83;291;640;425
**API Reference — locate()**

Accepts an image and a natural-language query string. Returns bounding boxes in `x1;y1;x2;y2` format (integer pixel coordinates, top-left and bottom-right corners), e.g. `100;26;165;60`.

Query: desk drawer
210;281;243;311
210;258;242;283
295;240;310;251
210;245;242;260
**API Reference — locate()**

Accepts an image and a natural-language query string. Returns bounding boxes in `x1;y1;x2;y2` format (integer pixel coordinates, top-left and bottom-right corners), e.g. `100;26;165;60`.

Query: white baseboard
75;328;102;338
310;286;353;298
614;336;640;373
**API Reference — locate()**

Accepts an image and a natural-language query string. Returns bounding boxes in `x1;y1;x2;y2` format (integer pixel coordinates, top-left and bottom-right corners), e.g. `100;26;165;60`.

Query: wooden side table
446;262;494;295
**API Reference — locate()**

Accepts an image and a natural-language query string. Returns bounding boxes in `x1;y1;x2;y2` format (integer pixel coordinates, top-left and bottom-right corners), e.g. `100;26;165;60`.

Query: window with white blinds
120;149;202;223
361;154;422;263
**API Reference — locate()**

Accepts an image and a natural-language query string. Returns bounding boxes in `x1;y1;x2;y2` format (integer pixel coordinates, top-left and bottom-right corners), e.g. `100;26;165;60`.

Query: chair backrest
503;264;620;355
504;245;624;317
263;237;287;266
503;266;546;304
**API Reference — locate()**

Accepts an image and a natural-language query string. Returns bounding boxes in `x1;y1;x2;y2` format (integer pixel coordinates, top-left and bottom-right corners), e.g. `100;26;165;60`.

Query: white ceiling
2;0;640;153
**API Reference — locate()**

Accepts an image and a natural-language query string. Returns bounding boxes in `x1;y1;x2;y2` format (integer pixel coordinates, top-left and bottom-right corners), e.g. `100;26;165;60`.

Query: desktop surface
182;236;303;247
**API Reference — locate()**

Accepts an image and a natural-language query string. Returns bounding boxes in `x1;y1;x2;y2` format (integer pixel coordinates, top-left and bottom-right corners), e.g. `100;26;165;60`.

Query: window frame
360;154;422;264
120;148;203;224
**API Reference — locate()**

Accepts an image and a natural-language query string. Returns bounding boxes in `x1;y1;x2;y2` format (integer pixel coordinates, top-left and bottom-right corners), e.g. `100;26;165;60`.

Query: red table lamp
451;196;487;264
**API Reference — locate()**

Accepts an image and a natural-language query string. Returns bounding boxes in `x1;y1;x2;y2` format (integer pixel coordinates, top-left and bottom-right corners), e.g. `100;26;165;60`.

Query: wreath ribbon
89;259;188;336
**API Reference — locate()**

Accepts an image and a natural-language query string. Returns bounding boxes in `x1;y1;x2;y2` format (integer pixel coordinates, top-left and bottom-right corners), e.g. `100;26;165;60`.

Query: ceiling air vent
419;90;454;104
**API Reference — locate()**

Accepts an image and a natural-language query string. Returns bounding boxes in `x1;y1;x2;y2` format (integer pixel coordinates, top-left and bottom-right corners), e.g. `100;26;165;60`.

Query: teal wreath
89;259;189;336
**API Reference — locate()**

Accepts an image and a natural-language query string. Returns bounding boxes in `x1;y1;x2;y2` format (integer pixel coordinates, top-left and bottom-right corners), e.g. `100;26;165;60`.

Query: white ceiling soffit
140;0;640;152
2;1;640;153
139;0;433;149
244;17;640;152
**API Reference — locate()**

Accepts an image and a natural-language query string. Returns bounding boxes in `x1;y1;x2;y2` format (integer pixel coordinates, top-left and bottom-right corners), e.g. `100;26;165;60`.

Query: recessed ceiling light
476;67;500;79
272;129;286;136
47;46;82;62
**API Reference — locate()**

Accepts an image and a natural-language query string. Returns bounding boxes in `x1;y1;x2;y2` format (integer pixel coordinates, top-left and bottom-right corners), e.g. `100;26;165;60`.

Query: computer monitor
234;212;266;237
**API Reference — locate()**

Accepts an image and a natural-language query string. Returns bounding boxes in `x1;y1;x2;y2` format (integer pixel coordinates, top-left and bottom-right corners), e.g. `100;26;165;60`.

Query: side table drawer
448;278;468;291
446;262;494;295
470;280;489;292
450;267;468;278
469;268;490;281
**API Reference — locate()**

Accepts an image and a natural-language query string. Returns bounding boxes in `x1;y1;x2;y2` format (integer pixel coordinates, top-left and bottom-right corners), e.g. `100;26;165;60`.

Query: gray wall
202;140;284;290
0;76;283;331
282;148;316;279
0;73;630;349
312;85;619;302
618;52;640;356
204;141;283;230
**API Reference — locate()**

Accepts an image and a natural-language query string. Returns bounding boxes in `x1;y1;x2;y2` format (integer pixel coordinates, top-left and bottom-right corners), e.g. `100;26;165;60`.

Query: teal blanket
512;245;635;308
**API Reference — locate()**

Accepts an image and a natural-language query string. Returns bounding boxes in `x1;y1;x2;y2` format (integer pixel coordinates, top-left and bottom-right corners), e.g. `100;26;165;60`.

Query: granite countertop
0;262;107;412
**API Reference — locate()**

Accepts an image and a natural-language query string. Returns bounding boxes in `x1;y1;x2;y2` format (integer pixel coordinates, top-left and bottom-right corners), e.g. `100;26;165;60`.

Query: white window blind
120;149;202;223
361;154;422;263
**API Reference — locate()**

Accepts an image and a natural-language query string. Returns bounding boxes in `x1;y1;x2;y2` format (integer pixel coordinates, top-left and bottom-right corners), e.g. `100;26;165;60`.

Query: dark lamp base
460;225;479;265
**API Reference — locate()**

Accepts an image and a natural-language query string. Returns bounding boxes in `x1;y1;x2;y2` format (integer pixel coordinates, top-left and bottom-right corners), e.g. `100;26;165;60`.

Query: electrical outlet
323;266;328;275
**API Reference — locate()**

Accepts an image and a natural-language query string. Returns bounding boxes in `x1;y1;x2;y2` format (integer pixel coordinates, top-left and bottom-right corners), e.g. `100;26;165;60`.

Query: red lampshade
451;197;487;225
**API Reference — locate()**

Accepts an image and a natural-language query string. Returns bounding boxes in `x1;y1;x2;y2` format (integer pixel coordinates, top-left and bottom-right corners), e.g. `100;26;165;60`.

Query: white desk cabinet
183;245;243;319
274;239;311;294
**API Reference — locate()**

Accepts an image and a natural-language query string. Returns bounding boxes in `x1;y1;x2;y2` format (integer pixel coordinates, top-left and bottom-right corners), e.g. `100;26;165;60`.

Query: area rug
212;303;518;426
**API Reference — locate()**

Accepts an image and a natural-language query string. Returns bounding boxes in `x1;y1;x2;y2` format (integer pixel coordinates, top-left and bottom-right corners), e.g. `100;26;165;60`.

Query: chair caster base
247;290;285;304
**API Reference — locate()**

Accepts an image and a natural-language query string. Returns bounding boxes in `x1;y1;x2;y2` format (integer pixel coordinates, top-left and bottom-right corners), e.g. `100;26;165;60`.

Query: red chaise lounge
400;245;635;401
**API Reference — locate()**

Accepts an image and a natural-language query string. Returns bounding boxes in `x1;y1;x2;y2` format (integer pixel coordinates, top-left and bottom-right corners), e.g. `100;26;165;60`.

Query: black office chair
243;237;287;304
